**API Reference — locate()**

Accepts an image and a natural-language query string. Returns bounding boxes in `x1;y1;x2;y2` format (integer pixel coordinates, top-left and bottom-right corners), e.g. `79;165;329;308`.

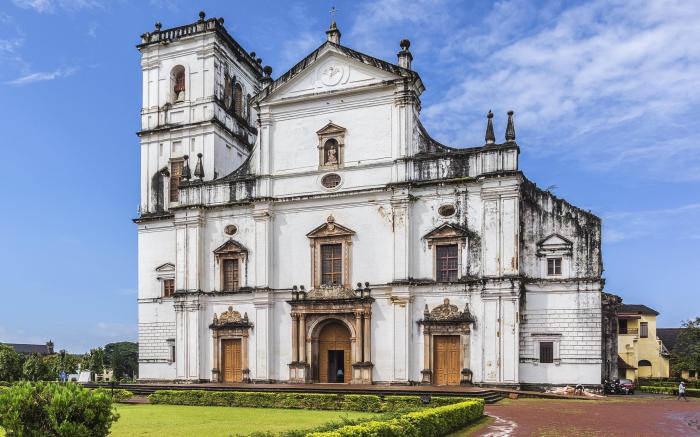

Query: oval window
224;224;238;235
438;204;456;217
321;173;341;189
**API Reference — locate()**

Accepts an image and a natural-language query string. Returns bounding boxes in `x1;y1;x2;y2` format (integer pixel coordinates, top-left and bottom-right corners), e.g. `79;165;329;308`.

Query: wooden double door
318;322;352;383
434;335;461;385
221;339;242;383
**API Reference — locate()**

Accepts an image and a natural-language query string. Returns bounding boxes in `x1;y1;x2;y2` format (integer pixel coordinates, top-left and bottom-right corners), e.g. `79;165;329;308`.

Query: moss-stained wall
519;177;602;278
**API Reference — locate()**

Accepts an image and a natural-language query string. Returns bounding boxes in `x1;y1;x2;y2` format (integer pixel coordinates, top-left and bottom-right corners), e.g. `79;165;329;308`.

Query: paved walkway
473;395;700;436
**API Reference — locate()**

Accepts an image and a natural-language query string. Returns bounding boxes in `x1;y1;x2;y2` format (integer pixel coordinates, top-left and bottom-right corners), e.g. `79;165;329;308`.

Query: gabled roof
5;343;54;355
255;41;422;103
618;304;660;316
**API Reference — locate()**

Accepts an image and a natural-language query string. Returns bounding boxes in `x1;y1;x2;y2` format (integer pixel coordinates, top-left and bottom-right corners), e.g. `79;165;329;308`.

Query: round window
321;173;341;189
438;204;456;217
224;224;238;236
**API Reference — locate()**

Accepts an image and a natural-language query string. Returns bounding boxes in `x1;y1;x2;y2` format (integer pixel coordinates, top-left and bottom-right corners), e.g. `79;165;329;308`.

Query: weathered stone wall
519;177;602;279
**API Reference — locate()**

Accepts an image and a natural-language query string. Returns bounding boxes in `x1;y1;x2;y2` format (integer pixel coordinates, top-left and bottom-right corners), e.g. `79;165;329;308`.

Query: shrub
148;390;471;413
307;399;485;437
0;382;119;437
639;386;700;397
106;389;134;403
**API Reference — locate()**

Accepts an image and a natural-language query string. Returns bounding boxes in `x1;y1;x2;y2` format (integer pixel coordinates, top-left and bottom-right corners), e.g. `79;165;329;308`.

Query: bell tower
136;11;264;215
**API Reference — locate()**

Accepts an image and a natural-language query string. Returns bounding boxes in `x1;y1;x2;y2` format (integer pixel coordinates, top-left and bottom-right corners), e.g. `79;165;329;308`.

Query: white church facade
136;13;604;387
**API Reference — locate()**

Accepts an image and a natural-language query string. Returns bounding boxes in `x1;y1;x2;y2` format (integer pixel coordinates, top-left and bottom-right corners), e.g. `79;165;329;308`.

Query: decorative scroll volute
212;306;249;327
423;298;475;323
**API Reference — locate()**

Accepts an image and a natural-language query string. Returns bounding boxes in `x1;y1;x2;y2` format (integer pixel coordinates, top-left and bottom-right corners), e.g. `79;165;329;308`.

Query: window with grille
640;322;648;338
540;342;554;363
169;160;184;202
222;259;239;291
321;243;342;286
436;244;458;282
547;258;562;276
163;279;175;298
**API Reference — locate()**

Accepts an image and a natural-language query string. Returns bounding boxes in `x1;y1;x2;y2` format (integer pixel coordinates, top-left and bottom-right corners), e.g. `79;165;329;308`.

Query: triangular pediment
316;122;346;136
155;262;175;272
213;239;248;254
257;43;415;103
537;233;573;247
423;223;471;241
307;216;355;239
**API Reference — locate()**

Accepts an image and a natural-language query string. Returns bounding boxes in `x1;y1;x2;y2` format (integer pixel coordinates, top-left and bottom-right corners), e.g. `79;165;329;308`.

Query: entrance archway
318;321;352;383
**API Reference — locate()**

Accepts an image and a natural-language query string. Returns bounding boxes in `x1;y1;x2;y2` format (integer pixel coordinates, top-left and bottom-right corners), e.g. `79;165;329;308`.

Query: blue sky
0;0;698;353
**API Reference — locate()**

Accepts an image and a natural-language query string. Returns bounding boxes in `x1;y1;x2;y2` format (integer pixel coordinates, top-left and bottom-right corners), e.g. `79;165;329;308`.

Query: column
298;314;306;363
354;312;363;363
291;314;299;362
422;329;431;384
363;314;371;363
253;293;271;382
241;335;250;382
212;332;219;382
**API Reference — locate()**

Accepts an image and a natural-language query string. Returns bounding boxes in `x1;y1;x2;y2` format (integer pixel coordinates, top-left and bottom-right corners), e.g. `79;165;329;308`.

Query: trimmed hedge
637;379;700;389
108;389;134;403
639;386;700;397
148;390;466;413
307;399;485;437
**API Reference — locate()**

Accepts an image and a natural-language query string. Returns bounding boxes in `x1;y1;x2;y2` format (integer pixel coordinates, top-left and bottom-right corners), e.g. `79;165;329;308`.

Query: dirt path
473;395;700;436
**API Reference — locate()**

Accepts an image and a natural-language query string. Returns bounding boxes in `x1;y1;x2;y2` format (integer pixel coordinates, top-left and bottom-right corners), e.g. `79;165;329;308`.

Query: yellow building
617;304;670;380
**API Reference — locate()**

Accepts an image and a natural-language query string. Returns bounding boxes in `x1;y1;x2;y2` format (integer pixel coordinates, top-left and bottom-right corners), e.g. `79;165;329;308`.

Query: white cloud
7;67;77;85
346;0;700;180
12;0;105;13
604;203;700;243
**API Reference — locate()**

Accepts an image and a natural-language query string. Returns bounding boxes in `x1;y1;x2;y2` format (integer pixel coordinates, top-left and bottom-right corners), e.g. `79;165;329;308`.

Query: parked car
618;378;635;395
602;378;636;395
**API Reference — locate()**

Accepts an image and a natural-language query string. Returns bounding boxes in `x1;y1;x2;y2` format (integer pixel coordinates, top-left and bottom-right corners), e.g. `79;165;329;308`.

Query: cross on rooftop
330;6;338;22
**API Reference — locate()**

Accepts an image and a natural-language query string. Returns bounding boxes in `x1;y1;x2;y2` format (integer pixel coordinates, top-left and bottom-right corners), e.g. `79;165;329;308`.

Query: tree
22;353;51;381
44;350;81;378
671;317;700;375
104;342;138;380
83;347;105;380
0;344;23;382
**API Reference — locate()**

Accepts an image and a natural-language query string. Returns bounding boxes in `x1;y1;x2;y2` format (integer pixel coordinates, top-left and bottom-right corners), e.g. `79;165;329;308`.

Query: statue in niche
324;139;339;165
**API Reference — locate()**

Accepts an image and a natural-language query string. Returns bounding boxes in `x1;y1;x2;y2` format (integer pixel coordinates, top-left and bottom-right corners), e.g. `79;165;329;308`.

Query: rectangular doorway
221;339;242;383
434;335;460;385
327;350;345;383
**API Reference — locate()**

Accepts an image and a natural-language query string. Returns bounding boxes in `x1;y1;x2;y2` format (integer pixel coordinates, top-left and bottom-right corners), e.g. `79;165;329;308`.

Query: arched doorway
638;359;652;378
318;322;352;383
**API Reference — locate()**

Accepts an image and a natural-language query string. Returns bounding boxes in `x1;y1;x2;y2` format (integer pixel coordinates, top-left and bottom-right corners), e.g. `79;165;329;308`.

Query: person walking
678;381;688;401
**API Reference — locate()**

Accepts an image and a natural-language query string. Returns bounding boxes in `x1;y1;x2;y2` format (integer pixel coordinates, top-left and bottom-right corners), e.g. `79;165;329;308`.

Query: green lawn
107;404;377;436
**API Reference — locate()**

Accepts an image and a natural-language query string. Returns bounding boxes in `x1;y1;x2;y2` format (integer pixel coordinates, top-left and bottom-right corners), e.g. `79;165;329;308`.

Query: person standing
678;382;688;401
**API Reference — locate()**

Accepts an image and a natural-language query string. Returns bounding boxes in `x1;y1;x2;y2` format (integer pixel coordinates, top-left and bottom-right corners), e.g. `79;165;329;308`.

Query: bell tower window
234;83;243;117
171;65;186;103
169;159;184;203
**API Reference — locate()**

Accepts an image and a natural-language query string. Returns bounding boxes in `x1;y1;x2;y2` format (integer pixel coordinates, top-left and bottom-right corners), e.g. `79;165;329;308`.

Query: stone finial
154;22;162;31
397;39;413;70
183;155;192;181
485;110;495;144
194;153;205;180
424;304;430;317
326;20;341;44
261;65;273;86
198;11;206;21
327;215;335;223
505;110;516;142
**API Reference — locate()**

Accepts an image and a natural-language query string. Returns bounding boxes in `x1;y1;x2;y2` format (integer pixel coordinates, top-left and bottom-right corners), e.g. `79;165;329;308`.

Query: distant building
617;305;670;379
5;341;55;356
657;328;699;381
